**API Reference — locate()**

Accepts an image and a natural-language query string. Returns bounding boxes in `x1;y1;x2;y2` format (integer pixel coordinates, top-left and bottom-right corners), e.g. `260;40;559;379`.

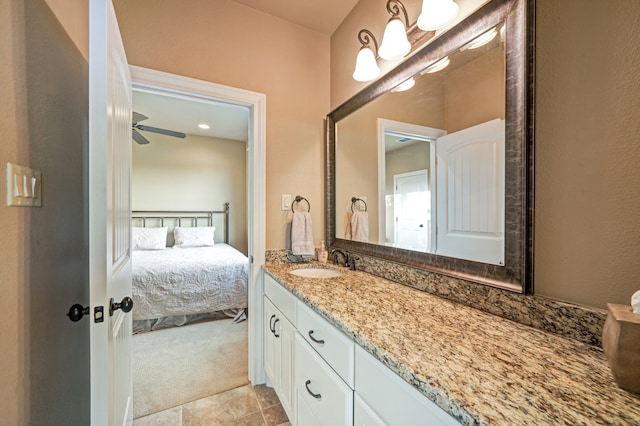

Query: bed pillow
174;226;215;247
132;227;168;250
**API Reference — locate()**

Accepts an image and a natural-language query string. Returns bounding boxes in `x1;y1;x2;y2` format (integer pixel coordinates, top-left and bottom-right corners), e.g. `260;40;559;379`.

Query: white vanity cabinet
264;275;297;422
263;272;460;426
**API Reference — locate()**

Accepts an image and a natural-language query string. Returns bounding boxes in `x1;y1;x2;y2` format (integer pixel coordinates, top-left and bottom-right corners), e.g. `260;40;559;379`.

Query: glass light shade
394;78;415;92
417;0;459;31
465;27;498;49
353;47;381;82
425;56;450;73
378;18;411;60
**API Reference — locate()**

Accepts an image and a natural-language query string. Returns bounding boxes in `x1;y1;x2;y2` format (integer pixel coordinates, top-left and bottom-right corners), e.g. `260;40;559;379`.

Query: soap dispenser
318;241;328;263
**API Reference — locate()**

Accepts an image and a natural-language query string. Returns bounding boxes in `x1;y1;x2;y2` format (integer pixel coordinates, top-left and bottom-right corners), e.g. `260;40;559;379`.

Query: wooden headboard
132;202;230;245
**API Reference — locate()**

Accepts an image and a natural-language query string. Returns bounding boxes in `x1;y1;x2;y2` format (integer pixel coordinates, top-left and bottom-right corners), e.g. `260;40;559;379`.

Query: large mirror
326;0;533;292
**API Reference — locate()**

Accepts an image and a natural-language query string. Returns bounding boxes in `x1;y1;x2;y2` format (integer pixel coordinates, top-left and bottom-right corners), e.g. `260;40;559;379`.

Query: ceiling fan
132;111;187;145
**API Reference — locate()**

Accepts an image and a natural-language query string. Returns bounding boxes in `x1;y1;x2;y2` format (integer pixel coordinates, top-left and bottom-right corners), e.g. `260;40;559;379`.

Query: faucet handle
348;255;359;271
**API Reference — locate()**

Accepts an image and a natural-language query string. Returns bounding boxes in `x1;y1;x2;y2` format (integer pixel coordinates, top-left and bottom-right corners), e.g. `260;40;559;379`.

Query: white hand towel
349;210;369;242
291;211;314;256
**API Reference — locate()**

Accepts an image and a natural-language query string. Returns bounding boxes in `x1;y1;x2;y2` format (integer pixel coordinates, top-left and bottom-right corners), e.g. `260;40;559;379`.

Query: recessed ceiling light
198;123;210;130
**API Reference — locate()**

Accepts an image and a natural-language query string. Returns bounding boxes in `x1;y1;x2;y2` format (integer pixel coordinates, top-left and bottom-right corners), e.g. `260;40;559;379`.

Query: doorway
129;67;266;413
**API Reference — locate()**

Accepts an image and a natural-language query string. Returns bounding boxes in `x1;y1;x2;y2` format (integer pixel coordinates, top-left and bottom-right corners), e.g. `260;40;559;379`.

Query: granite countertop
262;262;640;426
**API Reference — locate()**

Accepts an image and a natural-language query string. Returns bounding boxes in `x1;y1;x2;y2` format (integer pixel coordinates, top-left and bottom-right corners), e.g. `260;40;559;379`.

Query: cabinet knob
273;318;280;337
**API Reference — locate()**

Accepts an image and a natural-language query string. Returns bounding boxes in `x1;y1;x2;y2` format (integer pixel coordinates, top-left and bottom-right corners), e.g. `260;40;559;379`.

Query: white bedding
132;244;248;321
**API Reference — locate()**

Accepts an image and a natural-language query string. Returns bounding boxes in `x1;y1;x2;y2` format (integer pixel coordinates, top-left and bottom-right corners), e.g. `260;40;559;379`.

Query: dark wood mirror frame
325;0;535;293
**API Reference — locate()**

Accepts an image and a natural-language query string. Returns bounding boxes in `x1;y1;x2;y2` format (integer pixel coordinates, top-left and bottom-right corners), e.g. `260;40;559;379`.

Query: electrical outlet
281;194;292;210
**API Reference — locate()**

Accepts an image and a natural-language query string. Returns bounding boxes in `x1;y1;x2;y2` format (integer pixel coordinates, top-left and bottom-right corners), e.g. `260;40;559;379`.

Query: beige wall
132;133;248;254
114;0;330;251
534;0;640;307
1;0;90;423
332;0;640;309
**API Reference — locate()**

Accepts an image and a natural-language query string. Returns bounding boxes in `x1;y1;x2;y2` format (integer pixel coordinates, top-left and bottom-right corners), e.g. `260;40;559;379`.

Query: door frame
377;118;444;246
129;66;267;384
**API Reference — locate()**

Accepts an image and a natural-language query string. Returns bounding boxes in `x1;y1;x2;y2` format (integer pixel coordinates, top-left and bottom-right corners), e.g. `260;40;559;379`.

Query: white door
394;170;430;251
435;119;505;265
89;1;134;424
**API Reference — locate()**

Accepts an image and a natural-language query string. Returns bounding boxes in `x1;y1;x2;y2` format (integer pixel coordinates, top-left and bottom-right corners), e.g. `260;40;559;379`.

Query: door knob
67;304;90;322
109;296;134;316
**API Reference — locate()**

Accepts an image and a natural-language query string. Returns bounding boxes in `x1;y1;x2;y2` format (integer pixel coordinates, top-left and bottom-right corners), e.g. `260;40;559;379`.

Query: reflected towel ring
292;195;311;213
351;197;368;212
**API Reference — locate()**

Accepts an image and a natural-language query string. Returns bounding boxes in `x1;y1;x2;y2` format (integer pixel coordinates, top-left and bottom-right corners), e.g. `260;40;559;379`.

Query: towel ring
351;197;367;212
292;195;310;213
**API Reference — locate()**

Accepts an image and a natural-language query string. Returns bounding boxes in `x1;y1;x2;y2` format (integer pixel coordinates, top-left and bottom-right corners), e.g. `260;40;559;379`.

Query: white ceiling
132;90;249;143
132;1;357;146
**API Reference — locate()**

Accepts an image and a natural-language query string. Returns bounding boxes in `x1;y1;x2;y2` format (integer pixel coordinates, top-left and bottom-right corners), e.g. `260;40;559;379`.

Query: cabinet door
278;312;296;422
355;346;459;425
354;393;386;426
295;333;353;425
264;297;279;387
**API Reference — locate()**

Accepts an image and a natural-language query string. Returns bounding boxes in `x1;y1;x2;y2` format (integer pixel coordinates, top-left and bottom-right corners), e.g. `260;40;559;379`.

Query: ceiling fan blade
132;129;150;145
132;111;148;124
135;124;186;139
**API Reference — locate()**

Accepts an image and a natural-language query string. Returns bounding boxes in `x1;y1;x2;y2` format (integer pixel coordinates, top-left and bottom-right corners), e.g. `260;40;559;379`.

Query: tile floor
133;384;290;426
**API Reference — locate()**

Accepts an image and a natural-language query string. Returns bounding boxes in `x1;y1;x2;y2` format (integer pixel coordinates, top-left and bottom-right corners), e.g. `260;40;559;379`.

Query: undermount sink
289;268;342;279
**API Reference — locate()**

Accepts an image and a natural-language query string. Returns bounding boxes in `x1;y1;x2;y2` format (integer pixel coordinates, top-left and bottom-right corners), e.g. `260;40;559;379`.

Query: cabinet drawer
355;346;460;425
295;333;353;425
265;273;296;325
297;300;355;387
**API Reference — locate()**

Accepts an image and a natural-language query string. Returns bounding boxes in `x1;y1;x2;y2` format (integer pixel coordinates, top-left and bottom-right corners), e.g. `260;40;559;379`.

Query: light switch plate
281;194;292;211
6;162;42;207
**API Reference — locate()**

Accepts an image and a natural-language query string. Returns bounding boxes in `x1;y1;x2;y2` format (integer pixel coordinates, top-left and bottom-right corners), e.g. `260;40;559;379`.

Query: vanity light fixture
353;29;382;82
198;123;210;130
379;0;412;60
424;56;450;73
463;27;498;50
417;0;459;31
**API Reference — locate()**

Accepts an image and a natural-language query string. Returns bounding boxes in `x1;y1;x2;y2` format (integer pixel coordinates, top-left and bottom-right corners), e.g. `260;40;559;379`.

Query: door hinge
94;306;104;323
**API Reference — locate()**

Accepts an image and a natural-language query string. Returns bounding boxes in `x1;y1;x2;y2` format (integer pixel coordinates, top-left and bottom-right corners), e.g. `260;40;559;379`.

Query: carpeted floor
132;318;248;419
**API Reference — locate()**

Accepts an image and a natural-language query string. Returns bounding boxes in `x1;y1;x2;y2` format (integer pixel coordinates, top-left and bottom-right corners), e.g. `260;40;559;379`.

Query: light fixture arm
357;29;379;55
386;0;409;27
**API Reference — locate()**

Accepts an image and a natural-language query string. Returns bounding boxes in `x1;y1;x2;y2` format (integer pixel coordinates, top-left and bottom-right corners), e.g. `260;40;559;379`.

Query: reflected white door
435;118;505;265
394;170;430;251
89;0;133;424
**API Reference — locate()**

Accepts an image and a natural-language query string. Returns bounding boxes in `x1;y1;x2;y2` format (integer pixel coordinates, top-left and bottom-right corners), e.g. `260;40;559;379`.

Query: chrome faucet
330;249;349;267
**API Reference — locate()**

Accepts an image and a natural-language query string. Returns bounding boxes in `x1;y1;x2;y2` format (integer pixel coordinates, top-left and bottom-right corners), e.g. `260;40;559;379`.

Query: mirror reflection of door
393;170;431;251
435;118;505;264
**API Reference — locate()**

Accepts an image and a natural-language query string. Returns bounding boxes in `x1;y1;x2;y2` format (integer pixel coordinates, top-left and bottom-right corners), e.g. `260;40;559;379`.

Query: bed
131;205;248;333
